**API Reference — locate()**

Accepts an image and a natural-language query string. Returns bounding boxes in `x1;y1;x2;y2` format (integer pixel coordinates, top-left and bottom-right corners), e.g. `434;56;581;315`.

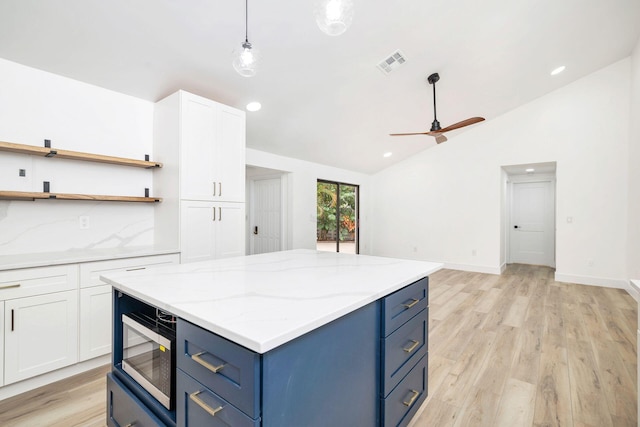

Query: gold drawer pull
0;283;21;290
192;351;225;373
403;340;420;353
189;391;223;417
402;298;419;309
403;390;420;407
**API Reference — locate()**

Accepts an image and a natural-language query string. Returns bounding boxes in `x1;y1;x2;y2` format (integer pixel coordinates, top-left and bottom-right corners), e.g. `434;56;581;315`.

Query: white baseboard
0;354;110;401
499;262;507;273
554;272;629;290
627;280;640;302
444;262;502;275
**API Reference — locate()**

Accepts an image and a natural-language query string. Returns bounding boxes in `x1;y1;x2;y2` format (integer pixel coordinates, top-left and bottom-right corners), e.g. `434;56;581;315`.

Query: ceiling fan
390;73;485;144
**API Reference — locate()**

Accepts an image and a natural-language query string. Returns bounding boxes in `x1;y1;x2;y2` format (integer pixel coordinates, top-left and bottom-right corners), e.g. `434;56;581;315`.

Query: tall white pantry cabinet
153;90;246;263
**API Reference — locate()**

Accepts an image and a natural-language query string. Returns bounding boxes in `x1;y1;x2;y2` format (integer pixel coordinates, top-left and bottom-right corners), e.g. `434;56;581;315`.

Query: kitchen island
101;249;442;427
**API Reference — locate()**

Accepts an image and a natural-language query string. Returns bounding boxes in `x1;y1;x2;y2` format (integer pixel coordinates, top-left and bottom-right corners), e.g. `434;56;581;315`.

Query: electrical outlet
79;216;90;229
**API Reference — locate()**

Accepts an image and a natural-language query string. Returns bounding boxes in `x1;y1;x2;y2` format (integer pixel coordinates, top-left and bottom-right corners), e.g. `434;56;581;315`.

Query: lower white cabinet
79;285;112;361
0;254;179;389
78;254;179;361
181;201;245;263
4;290;78;385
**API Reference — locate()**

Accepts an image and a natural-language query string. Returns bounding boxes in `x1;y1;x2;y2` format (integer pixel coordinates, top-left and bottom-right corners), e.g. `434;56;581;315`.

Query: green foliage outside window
317;182;356;241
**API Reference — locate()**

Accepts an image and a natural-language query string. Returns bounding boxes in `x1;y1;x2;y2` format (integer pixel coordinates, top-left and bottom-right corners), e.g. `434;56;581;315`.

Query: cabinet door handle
125;267;146;272
190;391;223;417
403;340;420;353
212;207;216;221
403;390;420;407
0;283;20;290
218;207;222;221
213;182;216;197
11;309;14;331
402;298;420;309
192;351;225;373
218;182;222;197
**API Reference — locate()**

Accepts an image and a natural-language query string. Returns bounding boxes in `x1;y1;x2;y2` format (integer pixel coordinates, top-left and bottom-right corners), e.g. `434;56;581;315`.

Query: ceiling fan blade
435;135;447;144
439;117;485;133
389;132;430;136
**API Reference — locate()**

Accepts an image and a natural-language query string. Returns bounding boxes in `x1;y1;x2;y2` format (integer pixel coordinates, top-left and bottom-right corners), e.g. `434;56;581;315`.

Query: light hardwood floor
0;265;636;426
412;264;637;427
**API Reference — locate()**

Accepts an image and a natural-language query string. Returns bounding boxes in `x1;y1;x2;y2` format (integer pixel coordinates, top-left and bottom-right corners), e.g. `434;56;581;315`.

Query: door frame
505;173;556;267
247;173;289;255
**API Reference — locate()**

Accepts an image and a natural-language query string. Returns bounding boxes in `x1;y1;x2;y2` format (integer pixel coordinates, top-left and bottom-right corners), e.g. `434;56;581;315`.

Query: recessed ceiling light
246;102;262;112
383;152;392;158
526;168;535;173
550;66;565;76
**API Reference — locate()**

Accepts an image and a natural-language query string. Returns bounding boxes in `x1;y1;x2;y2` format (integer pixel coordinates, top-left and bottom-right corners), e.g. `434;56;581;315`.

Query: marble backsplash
0;199;154;257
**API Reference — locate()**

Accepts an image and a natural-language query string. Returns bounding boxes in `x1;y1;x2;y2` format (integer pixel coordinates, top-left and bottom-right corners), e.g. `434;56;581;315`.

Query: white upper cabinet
180;94;218;201
217;105;246;202
176;92;245;202
154;90;246;261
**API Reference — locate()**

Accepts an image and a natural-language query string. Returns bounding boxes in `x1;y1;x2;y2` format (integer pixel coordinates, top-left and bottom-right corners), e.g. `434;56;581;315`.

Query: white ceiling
1;0;639;174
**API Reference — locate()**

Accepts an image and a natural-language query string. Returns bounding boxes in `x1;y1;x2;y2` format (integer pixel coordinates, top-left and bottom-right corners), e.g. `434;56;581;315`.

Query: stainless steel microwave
121;311;176;409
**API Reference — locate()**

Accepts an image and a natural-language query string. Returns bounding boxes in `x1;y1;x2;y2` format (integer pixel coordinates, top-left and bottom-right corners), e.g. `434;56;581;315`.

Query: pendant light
314;0;354;36
232;0;259;77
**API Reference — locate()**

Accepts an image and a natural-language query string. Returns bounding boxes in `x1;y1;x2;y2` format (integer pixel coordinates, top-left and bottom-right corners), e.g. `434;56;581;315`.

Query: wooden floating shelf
0;191;161;203
0;141;162;168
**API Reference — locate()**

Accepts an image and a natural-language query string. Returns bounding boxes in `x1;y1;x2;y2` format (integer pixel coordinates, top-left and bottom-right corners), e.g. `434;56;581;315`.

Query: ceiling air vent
377;50;407;75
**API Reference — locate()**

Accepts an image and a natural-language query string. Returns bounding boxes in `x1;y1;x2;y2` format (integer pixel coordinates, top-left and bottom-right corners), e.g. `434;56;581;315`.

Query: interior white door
509;181;555;267
251;178;281;255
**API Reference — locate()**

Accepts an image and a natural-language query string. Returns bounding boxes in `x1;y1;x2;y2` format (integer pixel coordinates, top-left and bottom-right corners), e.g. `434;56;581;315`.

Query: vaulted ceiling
1;0;639;173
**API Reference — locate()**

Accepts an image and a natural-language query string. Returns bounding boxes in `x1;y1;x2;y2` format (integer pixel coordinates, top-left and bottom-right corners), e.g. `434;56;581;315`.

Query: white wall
629;38;640;281
246;149;371;253
0;58;155;256
371;59;631;286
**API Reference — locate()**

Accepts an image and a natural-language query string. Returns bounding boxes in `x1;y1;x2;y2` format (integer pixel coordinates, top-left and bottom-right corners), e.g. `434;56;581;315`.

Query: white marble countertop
631;279;640;293
101;249;442;353
0;246;180;271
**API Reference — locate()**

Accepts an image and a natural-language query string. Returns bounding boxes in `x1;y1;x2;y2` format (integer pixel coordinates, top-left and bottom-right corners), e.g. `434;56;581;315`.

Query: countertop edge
0;247;180;271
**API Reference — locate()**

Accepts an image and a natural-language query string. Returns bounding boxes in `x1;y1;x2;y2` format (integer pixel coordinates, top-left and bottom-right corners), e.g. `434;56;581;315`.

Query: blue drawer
382;277;428;337
176;370;260;427
382;354;428;427
382;308;428;396
107;372;166;427
177;319;260;419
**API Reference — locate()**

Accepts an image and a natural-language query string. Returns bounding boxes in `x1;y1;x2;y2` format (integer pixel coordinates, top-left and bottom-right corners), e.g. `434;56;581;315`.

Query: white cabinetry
78;254;179;361
0;265;78;385
154;90;246;262
180;202;245;263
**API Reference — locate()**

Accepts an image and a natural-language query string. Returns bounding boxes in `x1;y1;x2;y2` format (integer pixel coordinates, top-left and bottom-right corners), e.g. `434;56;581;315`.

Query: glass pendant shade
232;41;259;77
314;0;354;36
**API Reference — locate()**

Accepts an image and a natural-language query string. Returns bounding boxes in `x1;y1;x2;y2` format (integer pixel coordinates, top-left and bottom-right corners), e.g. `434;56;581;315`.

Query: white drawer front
79;254;179;288
0;265;77;300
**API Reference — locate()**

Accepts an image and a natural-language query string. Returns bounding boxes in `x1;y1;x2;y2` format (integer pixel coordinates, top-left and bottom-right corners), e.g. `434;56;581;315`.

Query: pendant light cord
245;0;249;43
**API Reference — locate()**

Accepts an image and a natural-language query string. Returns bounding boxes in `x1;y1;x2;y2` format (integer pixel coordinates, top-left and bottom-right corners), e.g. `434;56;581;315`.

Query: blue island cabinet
108;277;428;427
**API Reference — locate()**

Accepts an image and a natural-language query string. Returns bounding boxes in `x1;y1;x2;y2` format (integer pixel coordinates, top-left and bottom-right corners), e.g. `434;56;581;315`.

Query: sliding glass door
316;180;358;254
